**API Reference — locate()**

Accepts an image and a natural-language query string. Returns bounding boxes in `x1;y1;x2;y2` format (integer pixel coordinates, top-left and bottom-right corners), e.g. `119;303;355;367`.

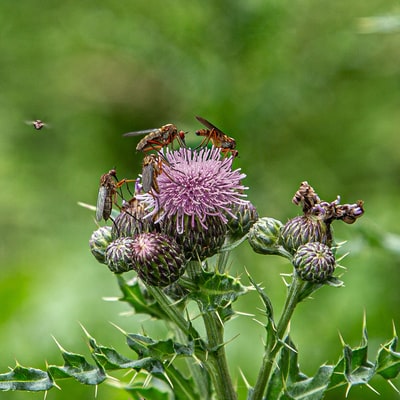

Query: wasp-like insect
123;123;186;153
96;169;134;222
195;116;238;157
26;119;47;130
141;154;164;193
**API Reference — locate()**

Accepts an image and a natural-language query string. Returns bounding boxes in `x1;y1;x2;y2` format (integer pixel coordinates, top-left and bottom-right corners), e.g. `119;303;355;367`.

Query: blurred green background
1;1;399;399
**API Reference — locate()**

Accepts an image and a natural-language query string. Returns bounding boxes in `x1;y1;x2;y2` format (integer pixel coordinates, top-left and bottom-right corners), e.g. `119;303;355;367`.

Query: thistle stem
250;275;306;400
203;311;237;400
186;259;237;399
145;286;192;336
175;328;212;400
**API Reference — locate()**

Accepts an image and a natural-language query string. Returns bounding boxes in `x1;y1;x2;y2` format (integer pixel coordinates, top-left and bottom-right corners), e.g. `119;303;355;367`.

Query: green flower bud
227;201;259;240
105;237;135;274
161;215;226;261
130;233;187;287
89;226;113;264
293;242;335;283
280;215;332;255
248;217;284;255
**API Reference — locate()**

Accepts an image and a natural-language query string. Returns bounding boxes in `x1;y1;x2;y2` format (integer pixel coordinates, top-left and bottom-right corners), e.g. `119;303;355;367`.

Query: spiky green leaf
188;270;249;318
117;276;169;320
48;349;106;385
246;271;275;333
125;385;170;400
87;335;163;374
165;364;202;400
126;334;193;360
0;365;54;391
376;335;400;380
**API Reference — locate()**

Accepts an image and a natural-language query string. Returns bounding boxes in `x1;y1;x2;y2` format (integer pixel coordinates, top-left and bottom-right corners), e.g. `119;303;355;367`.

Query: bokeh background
1;1;399;399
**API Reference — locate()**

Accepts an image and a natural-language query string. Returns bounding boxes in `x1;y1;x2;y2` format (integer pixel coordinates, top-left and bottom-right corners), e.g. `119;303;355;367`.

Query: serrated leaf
88;335;163;374
329;324;377;393
125;385;171;400
0;365;54;391
246;271;275;332
376;335;400;379
117;276;169;320
188;271;249;318
165;364;202;400
343;345;375;385
126;334;193;360
48;349;106;385
284;365;334;400
265;337;308;399
342;325;375;386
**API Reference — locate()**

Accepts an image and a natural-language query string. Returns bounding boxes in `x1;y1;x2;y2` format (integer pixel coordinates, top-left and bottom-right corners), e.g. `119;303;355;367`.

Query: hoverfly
195;116;238;157
123;123;186;153
25;119;48;130
96;169;134;222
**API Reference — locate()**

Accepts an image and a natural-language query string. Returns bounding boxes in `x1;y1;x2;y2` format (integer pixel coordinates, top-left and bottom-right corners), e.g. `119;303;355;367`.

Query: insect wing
123;128;158;137
142;162;155;192
96;186;108;221
195;116;221;132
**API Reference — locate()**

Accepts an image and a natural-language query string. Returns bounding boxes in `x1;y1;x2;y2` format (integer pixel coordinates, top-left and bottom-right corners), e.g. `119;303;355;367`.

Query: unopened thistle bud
112;198;155;238
89;226;113;264
248;217;284;255
227;201;259;240
130;233;186;287
293;242;336;282
105;237;135;274
280;215;332;255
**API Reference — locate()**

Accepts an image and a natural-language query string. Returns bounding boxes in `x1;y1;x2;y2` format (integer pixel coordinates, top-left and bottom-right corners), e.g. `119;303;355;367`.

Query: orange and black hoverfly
195;116;238;157
123;124;186;153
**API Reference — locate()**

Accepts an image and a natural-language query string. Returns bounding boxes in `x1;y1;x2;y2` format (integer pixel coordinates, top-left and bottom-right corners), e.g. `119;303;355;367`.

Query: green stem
250;276;306;400
203;311;237;400
175;328;211;400
186;259;237;399
145;286;192;336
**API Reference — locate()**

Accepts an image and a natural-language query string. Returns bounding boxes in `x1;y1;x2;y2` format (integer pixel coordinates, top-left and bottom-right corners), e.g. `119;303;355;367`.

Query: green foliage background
0;1;399;399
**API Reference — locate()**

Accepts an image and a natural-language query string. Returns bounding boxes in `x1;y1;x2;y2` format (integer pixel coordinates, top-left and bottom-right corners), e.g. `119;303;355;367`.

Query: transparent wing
96;186;107;221
123;128;158;137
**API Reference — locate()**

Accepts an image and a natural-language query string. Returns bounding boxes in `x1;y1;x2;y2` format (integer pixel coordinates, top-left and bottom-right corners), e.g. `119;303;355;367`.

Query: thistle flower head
293;242;336;282
248;217;284;255
140;147;248;234
89;226;113;264
105;237;135;274
227;201;259;241
130;232;186;287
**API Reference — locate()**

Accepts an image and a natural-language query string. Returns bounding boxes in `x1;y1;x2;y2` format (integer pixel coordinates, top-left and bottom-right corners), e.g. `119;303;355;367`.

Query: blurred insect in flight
123;123;186;153
195;116;238;157
25;119;48;130
96;169;134;222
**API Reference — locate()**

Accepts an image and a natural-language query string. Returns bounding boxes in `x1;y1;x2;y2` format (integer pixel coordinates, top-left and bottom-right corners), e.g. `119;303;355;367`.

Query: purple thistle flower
140;147;248;234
